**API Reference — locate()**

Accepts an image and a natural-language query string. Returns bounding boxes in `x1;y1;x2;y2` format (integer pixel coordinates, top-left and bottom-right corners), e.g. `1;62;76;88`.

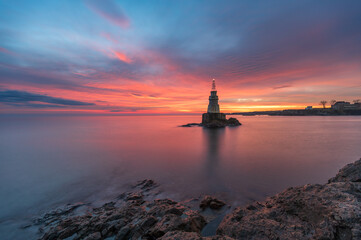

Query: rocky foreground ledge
35;159;361;240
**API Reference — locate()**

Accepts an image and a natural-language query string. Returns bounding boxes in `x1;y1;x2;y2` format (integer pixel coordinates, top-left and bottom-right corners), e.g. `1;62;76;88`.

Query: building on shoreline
331;101;361;111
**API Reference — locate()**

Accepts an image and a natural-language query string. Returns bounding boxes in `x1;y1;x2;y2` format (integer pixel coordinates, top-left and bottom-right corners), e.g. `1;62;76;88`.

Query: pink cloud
0;47;15;56
113;51;132;63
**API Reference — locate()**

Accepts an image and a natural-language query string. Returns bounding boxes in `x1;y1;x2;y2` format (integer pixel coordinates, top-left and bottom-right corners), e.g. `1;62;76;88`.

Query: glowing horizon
1;0;361;114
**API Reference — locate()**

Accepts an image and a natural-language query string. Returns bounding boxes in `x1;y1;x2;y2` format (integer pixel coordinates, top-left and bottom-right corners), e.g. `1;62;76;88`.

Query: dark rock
180;113;241;128
329;158;361;183
181;211;207;232
204;236;236;240
135;179;157;190
40;180;206;240
165;207;184;216
217;159;361;240
180;123;202;127
116;225;131;240
214;235;236;239
159;231;202;240
58;226;78;239
101;202;116;211
141;216;157;230
125;193;143;201
200;196;226;210
84;232;101;240
226;117;241;126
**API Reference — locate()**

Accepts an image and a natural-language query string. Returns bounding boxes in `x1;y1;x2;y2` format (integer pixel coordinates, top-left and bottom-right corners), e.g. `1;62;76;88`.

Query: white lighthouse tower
202;79;226;125
207;79;220;113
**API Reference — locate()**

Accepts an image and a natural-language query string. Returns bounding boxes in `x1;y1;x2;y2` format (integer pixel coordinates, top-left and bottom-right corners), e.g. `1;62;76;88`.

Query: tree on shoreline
330;100;337;106
320;100;327;109
353;99;360;104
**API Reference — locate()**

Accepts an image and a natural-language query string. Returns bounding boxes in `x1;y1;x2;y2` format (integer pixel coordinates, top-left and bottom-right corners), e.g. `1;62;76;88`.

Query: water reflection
202;128;228;194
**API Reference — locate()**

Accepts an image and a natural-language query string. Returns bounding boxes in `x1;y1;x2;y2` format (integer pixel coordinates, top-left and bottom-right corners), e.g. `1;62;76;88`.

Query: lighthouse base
180;113;241;128
201;113;240;128
202;113;226;124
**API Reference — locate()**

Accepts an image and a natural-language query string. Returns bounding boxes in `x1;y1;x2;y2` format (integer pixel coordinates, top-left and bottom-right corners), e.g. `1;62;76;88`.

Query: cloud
5;102;66;108
0;65;124;93
273;85;292;90
0;47;14;55
108;106;165;112
84;0;130;28
113;51;132;63
0;90;95;107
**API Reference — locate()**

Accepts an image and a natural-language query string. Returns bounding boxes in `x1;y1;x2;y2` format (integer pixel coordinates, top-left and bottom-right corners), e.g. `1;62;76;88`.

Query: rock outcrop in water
36;159;361;240
180;117;241;128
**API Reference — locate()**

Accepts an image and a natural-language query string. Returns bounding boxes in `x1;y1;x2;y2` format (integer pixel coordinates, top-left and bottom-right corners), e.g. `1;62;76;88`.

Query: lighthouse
207;79;220;113
202;79;226;125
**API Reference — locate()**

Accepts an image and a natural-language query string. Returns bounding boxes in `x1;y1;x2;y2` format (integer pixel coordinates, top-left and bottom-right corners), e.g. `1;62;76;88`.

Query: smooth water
1;115;361;239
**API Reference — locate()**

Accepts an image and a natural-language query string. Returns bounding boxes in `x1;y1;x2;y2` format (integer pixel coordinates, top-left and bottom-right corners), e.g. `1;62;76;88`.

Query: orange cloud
113;51;132;63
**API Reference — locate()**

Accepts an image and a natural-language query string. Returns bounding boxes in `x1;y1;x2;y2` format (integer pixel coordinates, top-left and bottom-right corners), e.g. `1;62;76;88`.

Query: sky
0;0;361;114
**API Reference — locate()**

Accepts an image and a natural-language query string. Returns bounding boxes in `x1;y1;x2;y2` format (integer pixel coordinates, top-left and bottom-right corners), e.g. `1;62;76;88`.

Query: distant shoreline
227;108;361;116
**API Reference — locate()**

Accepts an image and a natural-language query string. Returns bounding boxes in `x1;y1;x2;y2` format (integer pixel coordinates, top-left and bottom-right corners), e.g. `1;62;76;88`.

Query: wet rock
165;206;184;216
180;117;241;128
147;199;184;217
58;226;78;239
101;202;115;211
135;179;157;190
200;196;226;210
84;232;101;240
141;216;157;230
225;118;241;126
329;158;361;183
180;123;202;127
217;159;361;240
204;236;236;240
40;180;207;240
159;231;202;240
115;225;131;240
125;193;143;201
181;210;207;232
34;202;87;225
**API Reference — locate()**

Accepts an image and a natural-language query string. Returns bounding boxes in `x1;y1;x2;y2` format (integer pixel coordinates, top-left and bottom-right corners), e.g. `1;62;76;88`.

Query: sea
0;115;361;239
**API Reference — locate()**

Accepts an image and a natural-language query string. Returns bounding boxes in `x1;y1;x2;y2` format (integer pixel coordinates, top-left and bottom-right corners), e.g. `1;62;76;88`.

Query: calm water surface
1;115;361;239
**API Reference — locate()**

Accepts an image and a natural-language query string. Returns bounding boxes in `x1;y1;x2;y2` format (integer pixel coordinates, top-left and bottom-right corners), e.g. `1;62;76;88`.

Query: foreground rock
37;159;361;239
37;180;210;240
200;196;226;210
217;158;361;240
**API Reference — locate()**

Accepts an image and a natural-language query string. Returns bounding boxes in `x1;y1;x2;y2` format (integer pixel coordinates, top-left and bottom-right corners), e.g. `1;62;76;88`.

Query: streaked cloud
0;90;95;107
84;0;130;28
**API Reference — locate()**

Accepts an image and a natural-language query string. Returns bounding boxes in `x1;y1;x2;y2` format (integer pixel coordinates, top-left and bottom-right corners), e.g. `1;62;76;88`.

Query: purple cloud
0;90;95;107
84;0;130;28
